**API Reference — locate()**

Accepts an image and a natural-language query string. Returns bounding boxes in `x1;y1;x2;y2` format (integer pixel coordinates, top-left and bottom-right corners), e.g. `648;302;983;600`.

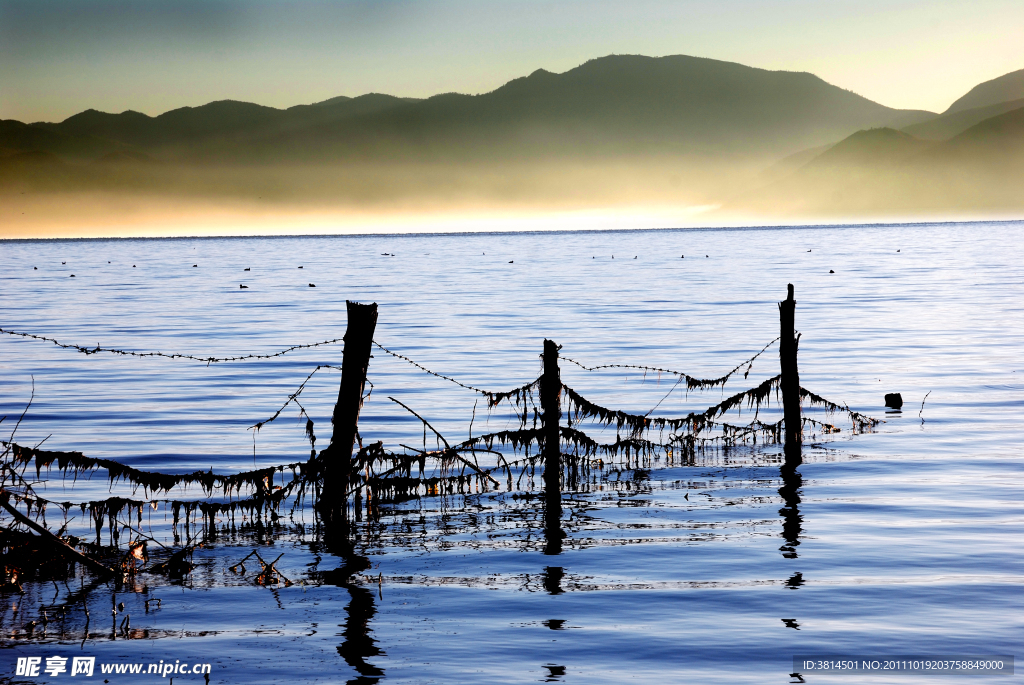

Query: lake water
1;221;1022;683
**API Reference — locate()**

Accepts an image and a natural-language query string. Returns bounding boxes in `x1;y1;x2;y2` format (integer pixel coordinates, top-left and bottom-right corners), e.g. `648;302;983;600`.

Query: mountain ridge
7;53;937;164
944;68;1024;114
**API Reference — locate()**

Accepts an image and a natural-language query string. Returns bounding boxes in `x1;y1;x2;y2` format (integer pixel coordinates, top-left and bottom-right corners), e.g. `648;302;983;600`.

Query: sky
1;0;1022;123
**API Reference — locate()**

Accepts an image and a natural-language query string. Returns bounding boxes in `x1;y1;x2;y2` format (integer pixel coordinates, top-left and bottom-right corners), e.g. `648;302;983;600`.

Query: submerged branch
0;490;114;577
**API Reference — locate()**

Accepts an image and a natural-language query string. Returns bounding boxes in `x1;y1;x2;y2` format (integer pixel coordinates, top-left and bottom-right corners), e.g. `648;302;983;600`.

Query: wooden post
325;301;378;512
779;284;801;463
540;339;563;554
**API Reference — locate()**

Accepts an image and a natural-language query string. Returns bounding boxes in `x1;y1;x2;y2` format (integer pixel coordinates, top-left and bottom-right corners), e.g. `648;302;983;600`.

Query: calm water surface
1;221;1022;683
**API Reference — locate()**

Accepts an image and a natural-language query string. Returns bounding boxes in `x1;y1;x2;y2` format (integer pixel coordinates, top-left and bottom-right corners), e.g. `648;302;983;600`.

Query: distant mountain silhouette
928;105;1024;165
748;104;1024;215
231;54;934;162
902;99;1024;140
802;106;1024;171
10;54;934;166
944;68;1024;114
7;55;1024;224
30;94;418;158
0;119;123;161
803;128;932;169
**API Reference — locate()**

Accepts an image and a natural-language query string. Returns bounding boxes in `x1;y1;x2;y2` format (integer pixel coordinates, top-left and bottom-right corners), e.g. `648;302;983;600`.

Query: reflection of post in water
779;284;803;557
542;566;564;595
323;519;383;685
338;581;384;685
541;339;564;556
779;461;802;558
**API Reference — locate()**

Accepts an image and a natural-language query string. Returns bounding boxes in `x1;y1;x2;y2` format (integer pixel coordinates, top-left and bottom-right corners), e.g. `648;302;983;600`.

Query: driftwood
0;490;114;577
388;397;500;486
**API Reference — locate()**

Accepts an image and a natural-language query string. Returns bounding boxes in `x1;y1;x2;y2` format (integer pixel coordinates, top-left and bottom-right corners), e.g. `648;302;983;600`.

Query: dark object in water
509;260;513;263
240;284;248;289
884;393;903;409
0;497;115;577
829;270;834;273
133;265;136;267
193;264;197;267
150;548;195;578
244;267;250;271
298;266;303;269
33;266;37;270
70;274;75;277
309;283;316;287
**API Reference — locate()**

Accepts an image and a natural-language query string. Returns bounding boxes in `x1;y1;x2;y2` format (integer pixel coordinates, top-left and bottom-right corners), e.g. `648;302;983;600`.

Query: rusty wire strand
0;327;344;364
560;336;780;389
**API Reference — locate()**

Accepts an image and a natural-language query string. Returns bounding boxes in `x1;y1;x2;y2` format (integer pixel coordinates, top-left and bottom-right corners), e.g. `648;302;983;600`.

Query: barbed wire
0;327;344;365
561;337;780;388
371;341;500;395
249;364;344;431
3;324;779;400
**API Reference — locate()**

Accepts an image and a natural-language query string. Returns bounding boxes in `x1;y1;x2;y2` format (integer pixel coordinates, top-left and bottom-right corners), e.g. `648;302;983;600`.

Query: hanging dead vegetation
800;387;881;430
2;320;880;598
5;442;310;497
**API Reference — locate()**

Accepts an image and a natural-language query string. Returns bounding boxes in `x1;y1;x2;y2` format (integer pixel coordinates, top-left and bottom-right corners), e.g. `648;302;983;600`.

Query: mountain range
1;55;938;164
2;54;1023;222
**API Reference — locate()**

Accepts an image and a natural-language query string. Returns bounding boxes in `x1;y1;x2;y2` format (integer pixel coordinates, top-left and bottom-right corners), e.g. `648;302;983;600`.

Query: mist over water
1;221;1022;683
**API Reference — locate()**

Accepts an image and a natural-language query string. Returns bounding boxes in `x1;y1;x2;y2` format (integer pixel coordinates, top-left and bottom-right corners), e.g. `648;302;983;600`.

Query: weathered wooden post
324;301;378;519
778;284;801;464
540;339;563;555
